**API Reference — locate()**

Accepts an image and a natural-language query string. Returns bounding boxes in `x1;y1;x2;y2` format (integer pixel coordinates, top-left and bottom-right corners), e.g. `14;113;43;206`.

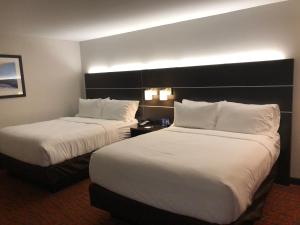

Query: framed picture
0;54;26;98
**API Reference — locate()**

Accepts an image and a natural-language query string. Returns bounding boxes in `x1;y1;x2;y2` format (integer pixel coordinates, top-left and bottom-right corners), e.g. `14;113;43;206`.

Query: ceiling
0;0;286;42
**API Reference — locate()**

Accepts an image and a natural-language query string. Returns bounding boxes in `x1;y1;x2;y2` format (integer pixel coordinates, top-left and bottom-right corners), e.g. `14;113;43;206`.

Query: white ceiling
0;0;286;42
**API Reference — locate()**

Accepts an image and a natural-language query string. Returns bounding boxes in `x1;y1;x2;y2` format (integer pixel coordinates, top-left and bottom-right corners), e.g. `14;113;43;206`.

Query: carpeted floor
0;169;300;225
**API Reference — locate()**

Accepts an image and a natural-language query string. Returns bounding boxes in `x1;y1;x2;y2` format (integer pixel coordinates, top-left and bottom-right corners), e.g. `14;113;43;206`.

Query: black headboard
85;59;294;184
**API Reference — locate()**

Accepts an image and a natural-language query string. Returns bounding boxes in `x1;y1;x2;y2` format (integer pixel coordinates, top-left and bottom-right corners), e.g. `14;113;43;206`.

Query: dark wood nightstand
130;125;166;137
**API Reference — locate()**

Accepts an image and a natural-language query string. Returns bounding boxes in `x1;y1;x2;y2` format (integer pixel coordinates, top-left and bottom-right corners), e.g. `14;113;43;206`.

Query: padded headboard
85;59;294;184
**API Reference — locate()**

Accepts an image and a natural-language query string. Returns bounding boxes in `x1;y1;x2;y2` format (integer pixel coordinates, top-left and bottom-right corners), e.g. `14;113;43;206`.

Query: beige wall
80;0;300;178
0;35;82;127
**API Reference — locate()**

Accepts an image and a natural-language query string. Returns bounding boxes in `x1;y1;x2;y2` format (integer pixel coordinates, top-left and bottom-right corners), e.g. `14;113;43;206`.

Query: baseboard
290;177;300;185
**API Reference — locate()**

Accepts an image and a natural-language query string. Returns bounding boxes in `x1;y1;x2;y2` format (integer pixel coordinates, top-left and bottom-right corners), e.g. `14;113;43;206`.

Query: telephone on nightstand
138;118;170;127
139;120;151;126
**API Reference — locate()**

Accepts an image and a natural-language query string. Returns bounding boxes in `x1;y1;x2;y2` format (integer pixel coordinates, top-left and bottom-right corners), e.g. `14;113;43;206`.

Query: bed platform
1;152;91;192
90;163;277;225
0;117;137;192
86;59;294;225
0;153;3;169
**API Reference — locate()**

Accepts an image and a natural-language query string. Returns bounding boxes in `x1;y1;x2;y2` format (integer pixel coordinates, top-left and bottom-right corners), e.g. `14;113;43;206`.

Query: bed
0;98;139;191
89;98;282;224
86;59;293;225
90;126;279;224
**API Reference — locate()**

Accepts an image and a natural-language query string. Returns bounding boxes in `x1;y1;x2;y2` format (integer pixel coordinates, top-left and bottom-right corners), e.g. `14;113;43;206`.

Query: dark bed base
0;153;3;169
89;164;277;225
1;152;91;192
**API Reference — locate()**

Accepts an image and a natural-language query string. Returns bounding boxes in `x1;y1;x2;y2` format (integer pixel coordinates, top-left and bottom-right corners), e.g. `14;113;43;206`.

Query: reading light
159;88;172;101
144;88;158;100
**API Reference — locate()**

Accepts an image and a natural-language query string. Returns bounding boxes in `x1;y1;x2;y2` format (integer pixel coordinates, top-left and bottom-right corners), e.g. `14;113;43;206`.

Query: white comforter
89;126;279;224
0;117;137;167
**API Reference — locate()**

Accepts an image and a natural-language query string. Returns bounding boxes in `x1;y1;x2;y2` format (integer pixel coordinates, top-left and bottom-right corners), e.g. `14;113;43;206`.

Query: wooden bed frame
86;59;294;225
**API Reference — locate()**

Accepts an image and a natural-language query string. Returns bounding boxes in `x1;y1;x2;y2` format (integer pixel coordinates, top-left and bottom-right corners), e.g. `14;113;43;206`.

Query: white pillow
77;98;101;118
216;101;280;136
118;100;139;121
129;101;139;121
102;99;139;121
174;101;218;129
182;99;214;106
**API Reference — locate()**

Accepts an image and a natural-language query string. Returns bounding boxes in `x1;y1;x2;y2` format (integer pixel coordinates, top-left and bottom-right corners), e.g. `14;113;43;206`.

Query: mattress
89;126;280;224
0;117;137;167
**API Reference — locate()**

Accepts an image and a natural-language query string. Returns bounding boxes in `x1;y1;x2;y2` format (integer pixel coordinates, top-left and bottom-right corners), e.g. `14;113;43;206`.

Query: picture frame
0;54;26;99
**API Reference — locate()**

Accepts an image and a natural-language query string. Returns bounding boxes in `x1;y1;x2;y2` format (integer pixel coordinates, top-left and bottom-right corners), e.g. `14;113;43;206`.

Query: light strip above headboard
87;50;285;73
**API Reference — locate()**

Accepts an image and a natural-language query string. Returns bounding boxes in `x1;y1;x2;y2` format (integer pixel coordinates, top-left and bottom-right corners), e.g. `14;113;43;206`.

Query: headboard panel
85;70;141;88
141;59;293;87
85;59;294;185
86;88;142;100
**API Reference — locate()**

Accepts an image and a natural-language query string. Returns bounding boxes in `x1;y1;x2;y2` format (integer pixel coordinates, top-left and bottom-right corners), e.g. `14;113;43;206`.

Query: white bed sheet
0;117;137;167
89;126;279;224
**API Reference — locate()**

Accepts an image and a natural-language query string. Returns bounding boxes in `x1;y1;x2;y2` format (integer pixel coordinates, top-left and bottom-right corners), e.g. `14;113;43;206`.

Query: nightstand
130;125;166;137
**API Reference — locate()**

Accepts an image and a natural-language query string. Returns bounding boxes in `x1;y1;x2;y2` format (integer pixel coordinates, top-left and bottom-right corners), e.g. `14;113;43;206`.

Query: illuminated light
88;66;112;73
159;88;172;101
144;89;153;100
144;88;158;100
145;59;179;70
88;63;144;73
110;63;144;72
87;50;286;74
176;50;286;67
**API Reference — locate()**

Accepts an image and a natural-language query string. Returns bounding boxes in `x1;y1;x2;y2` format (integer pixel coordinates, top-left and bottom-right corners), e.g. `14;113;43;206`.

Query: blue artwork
0;62;18;89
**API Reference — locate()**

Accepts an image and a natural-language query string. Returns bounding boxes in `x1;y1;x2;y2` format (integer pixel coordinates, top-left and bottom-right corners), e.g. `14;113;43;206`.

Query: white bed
89;126;279;224
0;117;137;167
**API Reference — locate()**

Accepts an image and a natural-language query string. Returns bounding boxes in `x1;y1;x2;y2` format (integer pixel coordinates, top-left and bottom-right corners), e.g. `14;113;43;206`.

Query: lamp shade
159;88;172;101
144;88;158;100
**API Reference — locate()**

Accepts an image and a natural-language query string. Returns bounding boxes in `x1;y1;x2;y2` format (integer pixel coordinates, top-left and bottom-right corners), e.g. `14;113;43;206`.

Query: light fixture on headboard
144;88;158;100
159;88;172;101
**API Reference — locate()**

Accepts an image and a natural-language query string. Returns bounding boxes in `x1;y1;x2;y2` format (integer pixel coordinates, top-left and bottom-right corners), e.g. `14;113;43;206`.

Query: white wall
80;0;300;178
0;35;82;127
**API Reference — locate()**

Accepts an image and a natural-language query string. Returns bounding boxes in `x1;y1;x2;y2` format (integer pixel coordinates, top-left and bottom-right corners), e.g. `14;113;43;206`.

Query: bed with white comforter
0;117;137;167
89;126;279;224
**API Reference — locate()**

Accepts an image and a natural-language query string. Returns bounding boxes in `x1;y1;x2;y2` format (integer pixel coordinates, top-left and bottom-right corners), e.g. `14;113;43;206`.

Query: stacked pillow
174;101;218;130
77;98;103;119
174;99;280;137
77;98;139;122
102;99;139;121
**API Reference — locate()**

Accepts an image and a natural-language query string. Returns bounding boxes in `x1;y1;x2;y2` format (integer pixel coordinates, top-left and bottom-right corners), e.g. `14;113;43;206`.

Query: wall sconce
159;88;172;101
144;88;158;100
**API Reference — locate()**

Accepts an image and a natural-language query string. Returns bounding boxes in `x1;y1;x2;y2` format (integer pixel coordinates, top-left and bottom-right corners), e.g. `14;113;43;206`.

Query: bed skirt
0;153;3;169
1;152;92;192
89;163;277;225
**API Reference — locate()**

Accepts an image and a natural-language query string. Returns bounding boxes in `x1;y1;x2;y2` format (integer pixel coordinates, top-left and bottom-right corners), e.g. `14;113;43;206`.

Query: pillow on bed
119;100;139;121
174;101;218;129
182;99;214;106
77;98;102;118
215;101;280;136
102;99;139;121
128;100;139;121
